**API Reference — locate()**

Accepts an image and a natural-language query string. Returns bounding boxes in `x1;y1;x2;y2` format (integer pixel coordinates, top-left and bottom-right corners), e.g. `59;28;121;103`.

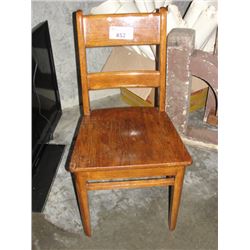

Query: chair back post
159;7;167;112
75;10;90;115
75;8;167;116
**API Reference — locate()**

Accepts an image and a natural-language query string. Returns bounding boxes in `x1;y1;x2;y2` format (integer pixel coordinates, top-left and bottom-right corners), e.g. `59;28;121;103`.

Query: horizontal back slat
88;71;160;90
83;13;160;47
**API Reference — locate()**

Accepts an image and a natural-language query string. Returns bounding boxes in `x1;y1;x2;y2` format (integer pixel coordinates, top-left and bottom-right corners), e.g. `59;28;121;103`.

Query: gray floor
32;94;218;250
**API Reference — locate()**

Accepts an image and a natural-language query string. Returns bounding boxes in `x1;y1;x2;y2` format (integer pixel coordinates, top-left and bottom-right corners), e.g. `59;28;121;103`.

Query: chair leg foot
168;168;185;231
75;174;91;237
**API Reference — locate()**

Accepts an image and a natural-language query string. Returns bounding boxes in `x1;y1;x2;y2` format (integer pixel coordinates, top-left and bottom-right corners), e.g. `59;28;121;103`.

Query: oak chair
69;7;192;237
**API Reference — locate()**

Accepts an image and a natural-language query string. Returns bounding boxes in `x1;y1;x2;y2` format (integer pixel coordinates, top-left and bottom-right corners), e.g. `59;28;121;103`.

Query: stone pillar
166;28;195;134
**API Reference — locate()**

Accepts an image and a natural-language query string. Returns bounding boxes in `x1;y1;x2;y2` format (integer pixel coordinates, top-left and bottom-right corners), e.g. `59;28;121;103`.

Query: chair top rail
82;12;161;47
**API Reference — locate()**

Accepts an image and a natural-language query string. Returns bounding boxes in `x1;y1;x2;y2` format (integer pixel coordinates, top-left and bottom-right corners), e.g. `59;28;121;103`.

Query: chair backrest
75;8;167;116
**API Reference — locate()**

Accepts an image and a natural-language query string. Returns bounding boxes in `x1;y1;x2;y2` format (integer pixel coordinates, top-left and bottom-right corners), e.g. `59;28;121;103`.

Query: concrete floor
32;94;218;250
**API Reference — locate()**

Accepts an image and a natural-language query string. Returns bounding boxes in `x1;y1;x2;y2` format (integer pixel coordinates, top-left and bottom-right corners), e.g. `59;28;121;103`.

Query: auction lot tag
109;26;134;40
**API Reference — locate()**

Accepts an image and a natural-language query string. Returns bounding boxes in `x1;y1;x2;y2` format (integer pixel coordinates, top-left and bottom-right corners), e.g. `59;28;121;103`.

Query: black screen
32;21;62;165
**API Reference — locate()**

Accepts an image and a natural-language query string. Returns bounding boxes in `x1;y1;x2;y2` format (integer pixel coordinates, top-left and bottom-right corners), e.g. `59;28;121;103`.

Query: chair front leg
168;167;185;230
75;174;91;237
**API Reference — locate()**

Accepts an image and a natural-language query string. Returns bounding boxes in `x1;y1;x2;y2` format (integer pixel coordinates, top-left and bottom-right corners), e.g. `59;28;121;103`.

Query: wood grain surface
84;13;160;47
69;107;192;172
88;70;160;90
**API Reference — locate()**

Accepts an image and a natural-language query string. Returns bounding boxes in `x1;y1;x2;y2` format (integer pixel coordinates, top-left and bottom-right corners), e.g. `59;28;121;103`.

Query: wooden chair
69;8;192;237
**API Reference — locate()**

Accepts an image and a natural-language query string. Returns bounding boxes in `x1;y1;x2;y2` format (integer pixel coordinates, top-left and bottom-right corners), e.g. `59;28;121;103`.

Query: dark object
32;144;65;212
32;21;62;170
32;21;64;211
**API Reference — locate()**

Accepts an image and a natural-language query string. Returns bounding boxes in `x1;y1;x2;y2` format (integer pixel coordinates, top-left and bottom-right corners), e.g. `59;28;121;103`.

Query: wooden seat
69;8;192;237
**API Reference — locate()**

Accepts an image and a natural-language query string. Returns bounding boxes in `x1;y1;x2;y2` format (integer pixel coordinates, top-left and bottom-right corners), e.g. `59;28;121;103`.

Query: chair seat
69;107;192;172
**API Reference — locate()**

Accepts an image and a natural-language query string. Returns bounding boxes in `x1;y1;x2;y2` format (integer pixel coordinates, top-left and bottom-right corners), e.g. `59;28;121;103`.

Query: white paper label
109;26;134;40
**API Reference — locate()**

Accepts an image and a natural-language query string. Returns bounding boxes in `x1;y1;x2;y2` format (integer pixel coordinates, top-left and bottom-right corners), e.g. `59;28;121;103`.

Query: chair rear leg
75;174;91;237
168;167;185;230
